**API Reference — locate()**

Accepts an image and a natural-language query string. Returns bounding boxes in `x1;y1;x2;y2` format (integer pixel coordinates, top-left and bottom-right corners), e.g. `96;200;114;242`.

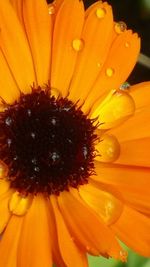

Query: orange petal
51;0;84;97
58;188;123;259
130;81;150;109
93;161;150;215
85;30;140;113
79;182;123;225
22;0;52;85
115;137;150;167
51;195;88;267
47;198;66;267
111;206;150;257
0;215;23;267
0;179;10;196
10;0;24;22
0;50;20;104
0;1;35;93
18;195;52;267
108;105;150;142
0;189;12;233
69;2;113;106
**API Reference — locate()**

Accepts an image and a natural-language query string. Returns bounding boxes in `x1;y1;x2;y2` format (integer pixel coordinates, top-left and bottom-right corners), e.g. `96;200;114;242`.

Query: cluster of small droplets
0;87;97;195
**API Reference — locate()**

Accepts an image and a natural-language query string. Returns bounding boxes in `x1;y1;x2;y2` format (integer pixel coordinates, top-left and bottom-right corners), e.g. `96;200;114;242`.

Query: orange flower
0;0;149;266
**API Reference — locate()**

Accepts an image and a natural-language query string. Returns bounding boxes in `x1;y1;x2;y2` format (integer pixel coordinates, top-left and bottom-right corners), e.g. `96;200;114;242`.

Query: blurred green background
88;247;150;267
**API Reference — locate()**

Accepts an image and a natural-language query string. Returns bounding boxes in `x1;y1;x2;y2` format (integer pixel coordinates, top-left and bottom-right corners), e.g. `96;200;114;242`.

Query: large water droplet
79;183;123;225
9;191;32;216
96;134;120;162
92;90;135;129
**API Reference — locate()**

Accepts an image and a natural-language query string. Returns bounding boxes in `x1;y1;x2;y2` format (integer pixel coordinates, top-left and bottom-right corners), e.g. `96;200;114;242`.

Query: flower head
0;0;150;266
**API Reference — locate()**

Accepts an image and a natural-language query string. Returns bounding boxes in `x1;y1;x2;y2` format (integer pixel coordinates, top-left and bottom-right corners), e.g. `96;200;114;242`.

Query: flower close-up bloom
0;0;150;266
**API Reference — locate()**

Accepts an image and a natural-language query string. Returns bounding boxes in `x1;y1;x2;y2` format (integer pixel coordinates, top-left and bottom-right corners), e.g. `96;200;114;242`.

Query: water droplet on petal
106;67;114;77
96;7;106;18
120;82;130;90
92;90;135;129
104;199;122;225
48;4;55;15
96;134;120;162
72;39;84;52
79;183;123;226
115;21;127;34
9;191;33;216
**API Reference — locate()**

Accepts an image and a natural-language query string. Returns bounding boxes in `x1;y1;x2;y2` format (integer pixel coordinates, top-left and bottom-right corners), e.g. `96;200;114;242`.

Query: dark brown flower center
0;87;97;195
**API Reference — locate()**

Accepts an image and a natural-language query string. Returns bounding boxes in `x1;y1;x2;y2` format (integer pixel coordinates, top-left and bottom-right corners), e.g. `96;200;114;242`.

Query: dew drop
48;4;55;15
120;82;130;90
96;134;120;162
72;38;84;52
115;21;127;34
96;7;106;18
106;67;114;77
